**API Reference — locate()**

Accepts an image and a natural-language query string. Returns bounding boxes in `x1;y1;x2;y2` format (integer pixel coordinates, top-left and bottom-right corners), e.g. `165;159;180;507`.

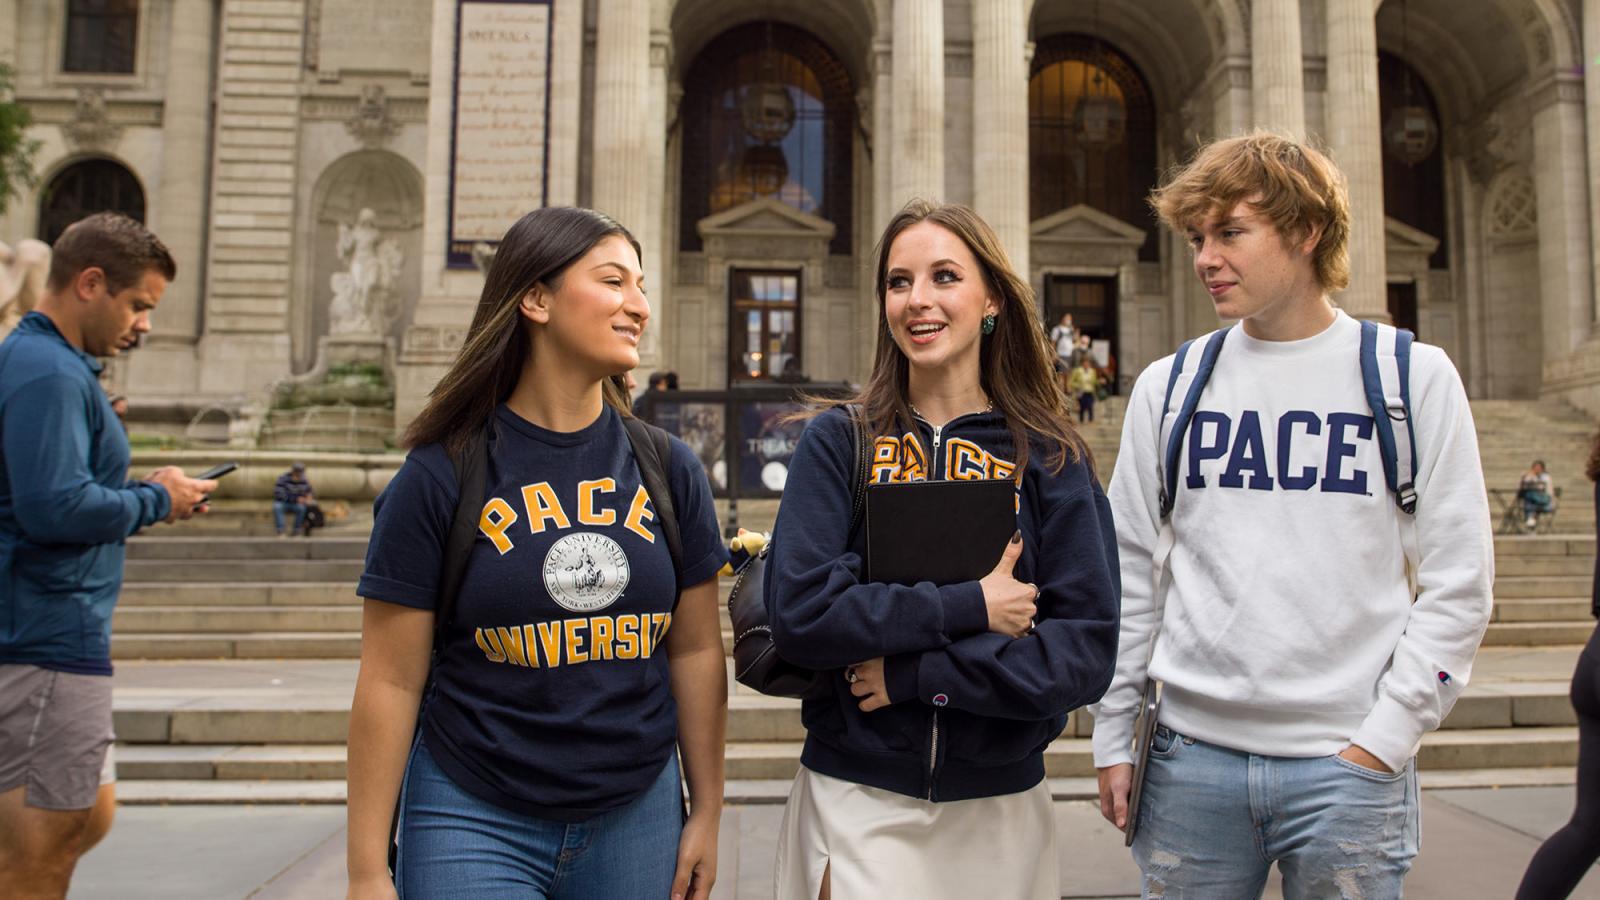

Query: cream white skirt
773;765;1059;900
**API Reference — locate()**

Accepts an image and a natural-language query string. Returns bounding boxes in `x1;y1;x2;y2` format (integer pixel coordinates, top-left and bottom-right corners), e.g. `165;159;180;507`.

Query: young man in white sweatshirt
1090;132;1493;897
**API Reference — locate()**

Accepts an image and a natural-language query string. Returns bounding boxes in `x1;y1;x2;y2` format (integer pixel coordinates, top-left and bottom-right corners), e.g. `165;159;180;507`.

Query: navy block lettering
1320;413;1373;495
1277;411;1321;491
1186;411;1232;489
1220;411;1274;490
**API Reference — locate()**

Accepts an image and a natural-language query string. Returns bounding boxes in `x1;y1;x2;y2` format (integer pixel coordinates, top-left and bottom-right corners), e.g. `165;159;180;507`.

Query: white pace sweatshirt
1088;312;1493;772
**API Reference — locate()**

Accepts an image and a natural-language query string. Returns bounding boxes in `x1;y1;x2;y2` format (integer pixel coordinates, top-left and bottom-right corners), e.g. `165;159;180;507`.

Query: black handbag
727;405;869;698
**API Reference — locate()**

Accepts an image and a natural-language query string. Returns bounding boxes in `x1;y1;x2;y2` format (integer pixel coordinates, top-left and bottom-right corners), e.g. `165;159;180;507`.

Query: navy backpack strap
622;416;684;584
1157;326;1232;519
1359;320;1418;515
437;424;490;640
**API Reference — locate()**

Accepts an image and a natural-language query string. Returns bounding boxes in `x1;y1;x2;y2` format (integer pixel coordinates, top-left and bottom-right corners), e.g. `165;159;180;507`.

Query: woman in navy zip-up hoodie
766;201;1121;899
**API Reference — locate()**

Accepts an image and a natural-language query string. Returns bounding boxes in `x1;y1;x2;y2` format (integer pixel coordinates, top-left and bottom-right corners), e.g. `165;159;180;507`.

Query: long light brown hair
809;200;1087;475
402;207;640;455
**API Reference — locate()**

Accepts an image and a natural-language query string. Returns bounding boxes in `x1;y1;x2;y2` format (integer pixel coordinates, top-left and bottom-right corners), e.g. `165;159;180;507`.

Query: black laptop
864;478;1017;585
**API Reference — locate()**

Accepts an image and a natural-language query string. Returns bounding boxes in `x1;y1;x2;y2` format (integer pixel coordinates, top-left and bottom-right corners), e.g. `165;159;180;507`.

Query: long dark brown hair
403;207;641;455
809;200;1087;475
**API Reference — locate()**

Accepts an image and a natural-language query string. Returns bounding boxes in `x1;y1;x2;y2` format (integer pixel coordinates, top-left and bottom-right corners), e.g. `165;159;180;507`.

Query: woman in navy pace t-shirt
346;208;729;900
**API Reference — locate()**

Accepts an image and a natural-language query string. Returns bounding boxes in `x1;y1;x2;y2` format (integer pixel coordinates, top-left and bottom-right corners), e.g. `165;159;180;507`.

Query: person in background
1049;312;1076;393
1067;355;1100;423
1515;436;1600;899
0;212;214;900
1519;459;1555;531
273;462;315;537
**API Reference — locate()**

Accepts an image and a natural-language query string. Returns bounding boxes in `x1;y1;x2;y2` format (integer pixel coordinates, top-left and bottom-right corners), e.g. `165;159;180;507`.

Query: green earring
981;314;997;335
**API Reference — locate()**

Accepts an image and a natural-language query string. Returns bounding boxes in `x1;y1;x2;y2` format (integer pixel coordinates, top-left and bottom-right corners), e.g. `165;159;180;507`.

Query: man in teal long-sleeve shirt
0;213;216;900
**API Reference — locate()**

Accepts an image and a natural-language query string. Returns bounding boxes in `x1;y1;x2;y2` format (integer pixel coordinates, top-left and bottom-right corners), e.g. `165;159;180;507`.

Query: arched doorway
1029;34;1157;388
38;158;145;245
678;22;854;256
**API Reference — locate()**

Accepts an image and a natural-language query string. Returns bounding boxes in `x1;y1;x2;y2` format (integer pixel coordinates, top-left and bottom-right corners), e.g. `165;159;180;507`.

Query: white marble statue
329;208;404;336
0;239;50;342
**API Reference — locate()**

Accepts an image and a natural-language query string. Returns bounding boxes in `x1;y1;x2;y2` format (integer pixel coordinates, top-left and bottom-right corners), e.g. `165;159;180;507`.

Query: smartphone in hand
193;462;238;510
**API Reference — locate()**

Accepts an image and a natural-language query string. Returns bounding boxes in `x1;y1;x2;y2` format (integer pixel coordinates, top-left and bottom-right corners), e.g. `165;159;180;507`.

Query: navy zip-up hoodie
0;312;171;674
765;406;1120;801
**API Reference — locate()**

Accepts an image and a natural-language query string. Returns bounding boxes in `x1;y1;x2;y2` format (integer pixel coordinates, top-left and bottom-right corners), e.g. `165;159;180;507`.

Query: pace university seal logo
543;532;630;612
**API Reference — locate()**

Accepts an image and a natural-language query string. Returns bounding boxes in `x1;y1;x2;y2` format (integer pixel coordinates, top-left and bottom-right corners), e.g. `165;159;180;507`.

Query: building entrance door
1045;275;1119;393
1387;282;1419;336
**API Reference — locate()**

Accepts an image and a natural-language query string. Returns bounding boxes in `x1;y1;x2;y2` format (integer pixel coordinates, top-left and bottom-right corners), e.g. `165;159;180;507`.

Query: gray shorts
0;664;115;810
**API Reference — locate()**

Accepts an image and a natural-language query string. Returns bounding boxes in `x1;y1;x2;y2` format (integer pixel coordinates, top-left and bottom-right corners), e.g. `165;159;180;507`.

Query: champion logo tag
1437;671;1452;684
931;693;949;707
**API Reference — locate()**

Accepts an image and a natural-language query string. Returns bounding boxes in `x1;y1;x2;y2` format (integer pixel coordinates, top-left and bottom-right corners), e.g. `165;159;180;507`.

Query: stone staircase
110;529;1596;804
107;398;1600;804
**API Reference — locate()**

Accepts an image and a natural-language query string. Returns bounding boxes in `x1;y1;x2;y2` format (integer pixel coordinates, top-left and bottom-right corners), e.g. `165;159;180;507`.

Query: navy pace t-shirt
358;404;727;821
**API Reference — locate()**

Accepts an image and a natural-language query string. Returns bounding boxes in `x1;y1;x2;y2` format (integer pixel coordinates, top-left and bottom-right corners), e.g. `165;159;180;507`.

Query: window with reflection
64;0;139;74
1029;34;1158;260
39;159;146;245
1380;52;1447;269
681;23;853;255
730;270;801;382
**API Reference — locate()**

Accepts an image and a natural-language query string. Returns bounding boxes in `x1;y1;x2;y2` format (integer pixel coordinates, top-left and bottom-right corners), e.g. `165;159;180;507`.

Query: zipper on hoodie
907;408;990;801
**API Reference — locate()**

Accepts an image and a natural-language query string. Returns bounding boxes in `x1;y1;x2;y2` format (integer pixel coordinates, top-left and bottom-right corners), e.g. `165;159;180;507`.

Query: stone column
1251;0;1306;137
971;0;1028;277
1323;0;1388;320
545;0;583;207
891;0;944;205
1531;74;1595;361
0;0;16;67
1584;0;1600;328
641;29;670;368
871;40;894;236
152;0;214;343
592;0;650;231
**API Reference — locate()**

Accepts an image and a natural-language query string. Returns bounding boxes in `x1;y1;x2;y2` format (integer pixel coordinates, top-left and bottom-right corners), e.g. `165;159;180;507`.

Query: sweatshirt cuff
1089;708;1138;768
885;652;921;705
136;481;171;528
939;582;988;640
1350;695;1425;773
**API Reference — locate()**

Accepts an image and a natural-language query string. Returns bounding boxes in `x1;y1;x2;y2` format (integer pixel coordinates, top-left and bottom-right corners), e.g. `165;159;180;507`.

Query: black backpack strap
622;416;684;588
844;404;869;540
436;424;490;641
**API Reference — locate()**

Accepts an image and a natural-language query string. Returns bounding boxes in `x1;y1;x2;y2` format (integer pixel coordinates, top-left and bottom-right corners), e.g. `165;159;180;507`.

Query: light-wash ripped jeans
1131;725;1420;899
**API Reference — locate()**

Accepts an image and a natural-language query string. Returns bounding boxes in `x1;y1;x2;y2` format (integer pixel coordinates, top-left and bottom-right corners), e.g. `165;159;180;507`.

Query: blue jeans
396;741;683;899
1132;726;1420;899
272;501;306;534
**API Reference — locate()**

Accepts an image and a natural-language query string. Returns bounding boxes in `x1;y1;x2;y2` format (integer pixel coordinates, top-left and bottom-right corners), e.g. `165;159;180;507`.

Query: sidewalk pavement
67;787;1600;899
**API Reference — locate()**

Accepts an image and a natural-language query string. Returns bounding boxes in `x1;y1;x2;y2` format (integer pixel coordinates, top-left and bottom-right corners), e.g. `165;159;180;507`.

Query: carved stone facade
1;0;1596;437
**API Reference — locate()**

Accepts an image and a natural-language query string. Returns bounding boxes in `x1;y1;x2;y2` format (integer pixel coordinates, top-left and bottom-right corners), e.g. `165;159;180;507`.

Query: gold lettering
590;616;615;661
615;615;640;659
577;478;618;526
623;485;656;542
536;621;563;667
475;627;507;663
565;618;589;664
479;498;519;554
521;482;571;533
496;626;528;667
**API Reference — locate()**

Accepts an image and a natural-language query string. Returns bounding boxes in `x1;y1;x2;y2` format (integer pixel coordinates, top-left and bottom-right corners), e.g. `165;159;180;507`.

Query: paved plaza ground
67;786;1600;898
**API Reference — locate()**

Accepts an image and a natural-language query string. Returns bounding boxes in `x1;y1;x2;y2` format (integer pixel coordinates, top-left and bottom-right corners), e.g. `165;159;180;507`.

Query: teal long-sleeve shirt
0;312;170;674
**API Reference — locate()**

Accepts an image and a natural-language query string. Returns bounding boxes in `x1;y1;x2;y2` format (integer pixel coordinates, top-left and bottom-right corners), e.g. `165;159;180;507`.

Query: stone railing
129;449;405;503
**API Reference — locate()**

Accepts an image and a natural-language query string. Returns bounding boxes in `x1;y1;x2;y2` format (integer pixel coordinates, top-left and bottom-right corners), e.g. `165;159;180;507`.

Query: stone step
1481;621;1595;646
118;583;360;607
112;632;362;660
109;680;1573;753
125;536;369;560
1494;555;1597;577
1494;535;1599;558
106;766;1589;806
113;606;361;634
123;559;366;583
1493;598;1593;623
116;744;347;780
1493;575;1593;599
